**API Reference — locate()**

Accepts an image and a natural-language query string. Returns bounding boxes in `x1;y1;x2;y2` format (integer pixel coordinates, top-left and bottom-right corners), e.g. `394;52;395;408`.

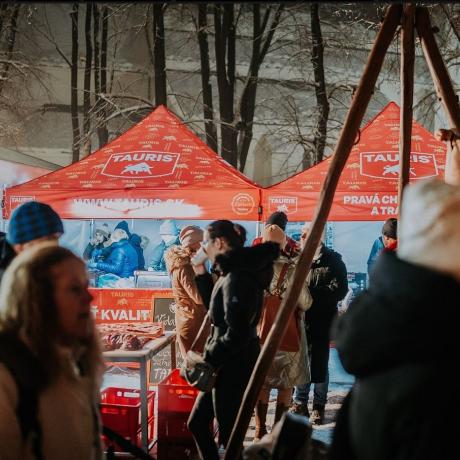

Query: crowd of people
0;126;458;460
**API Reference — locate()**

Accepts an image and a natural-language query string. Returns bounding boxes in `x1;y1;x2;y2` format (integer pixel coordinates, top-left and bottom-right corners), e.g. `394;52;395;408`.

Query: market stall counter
102;331;177;452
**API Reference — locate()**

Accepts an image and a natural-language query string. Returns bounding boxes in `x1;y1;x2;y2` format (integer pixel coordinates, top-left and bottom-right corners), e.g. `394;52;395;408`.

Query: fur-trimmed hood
214;242;279;289
164;245;191;273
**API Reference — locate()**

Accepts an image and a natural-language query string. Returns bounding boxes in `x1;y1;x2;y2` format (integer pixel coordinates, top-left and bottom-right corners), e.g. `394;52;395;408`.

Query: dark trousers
187;339;260;460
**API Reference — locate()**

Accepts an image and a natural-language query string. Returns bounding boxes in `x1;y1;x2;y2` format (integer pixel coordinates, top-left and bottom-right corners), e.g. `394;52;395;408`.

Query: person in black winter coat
329;178;460;460
187;220;279;460
291;224;348;425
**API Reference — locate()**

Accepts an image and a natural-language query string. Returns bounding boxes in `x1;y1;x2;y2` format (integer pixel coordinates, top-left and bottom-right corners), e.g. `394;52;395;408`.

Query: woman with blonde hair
0;243;104;460
165;225;209;360
254;224;312;441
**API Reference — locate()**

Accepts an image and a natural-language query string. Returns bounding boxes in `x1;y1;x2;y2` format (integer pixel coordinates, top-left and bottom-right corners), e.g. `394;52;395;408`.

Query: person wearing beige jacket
0;244;104;460
165;225;209;360
254;224;313;442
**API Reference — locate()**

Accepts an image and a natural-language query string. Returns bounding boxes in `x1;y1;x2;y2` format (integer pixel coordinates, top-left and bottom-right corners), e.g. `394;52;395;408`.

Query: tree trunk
0;5;20;96
309;3;329;168
97;5;109;147
70;3;80;163
214;4;237;167
93;4;100;105
237;5;283;173
153;3;167;106
0;4;9;36
83;3;92;157
197;4;218;152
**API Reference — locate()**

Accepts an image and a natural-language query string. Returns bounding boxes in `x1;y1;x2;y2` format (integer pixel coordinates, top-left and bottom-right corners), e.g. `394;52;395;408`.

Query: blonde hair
0;243;104;387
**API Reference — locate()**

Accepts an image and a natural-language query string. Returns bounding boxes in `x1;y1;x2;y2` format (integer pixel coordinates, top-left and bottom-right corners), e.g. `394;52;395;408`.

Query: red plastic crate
100;387;155;448
158;369;199;414
157;369;199;442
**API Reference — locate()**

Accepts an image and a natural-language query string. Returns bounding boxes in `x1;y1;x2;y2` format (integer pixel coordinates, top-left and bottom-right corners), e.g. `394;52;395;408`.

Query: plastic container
100;387;155;448
158;368;199;413
157;369;199;441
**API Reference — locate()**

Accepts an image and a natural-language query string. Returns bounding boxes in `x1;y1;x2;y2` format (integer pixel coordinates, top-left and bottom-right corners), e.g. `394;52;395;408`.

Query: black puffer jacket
331;251;460;460
195;242;279;368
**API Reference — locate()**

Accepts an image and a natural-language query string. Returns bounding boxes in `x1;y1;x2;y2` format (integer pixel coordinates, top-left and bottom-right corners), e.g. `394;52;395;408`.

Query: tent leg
223;4;403;460
398;4;415;212
416;6;460;185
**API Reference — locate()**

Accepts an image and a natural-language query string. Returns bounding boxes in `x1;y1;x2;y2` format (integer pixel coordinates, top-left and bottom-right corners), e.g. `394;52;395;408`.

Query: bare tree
196;4;218;152
82;3;92;157
98;5;109;146
153;3;167;106
214;4;237;166
0;4;20;96
70;2;80;163
236;4;284;172
309;3;329;167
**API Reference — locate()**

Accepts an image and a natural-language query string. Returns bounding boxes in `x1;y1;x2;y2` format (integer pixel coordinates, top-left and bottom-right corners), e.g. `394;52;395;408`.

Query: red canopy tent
262;102;447;222
3;106;261;220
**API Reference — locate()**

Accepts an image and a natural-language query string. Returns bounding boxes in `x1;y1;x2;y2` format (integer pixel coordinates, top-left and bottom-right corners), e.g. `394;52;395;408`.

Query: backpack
0;332;47;460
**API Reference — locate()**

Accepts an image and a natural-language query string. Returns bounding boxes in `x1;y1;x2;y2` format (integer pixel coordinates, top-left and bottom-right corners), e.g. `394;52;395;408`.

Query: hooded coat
188;242;279;458
331;251;460;460
195;242;279;369
164;245;209;358
306;243;348;382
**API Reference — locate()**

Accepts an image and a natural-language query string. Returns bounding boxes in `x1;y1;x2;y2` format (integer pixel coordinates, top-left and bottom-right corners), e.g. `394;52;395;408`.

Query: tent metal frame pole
223;4;403;459
398;4;415;212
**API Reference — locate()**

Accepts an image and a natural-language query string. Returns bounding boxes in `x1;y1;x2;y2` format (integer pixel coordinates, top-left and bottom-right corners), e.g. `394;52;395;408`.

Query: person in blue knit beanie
1;201;64;282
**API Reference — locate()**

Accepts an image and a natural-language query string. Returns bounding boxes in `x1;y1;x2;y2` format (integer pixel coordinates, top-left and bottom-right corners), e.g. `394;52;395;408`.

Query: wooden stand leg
416;6;460;185
223;5;403;460
399;4;415;211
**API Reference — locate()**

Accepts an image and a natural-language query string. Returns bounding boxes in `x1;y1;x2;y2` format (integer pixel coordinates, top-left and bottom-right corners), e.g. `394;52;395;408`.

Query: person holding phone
187;220;279;460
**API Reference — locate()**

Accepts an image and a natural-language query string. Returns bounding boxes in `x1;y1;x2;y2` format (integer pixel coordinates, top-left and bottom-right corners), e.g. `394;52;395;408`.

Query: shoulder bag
258;263;300;352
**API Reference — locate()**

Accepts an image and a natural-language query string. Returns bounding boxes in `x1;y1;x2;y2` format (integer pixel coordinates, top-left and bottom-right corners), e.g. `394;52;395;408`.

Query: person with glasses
187;220;279;460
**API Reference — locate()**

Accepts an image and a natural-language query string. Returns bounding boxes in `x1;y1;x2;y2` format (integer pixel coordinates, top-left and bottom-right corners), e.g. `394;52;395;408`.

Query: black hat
266;211;288;231
382;218;397;239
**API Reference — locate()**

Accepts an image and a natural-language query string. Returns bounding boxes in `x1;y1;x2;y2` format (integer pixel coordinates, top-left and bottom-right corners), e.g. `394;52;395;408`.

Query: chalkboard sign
151;296;183;383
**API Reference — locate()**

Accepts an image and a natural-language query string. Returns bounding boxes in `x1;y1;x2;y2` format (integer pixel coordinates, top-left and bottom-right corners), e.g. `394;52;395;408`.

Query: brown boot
274;403;289;424
254;401;268;442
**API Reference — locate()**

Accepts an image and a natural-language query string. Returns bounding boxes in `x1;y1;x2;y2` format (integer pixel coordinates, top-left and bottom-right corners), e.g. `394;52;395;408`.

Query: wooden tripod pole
223;5;402;459
398;4;415;213
416;6;460;185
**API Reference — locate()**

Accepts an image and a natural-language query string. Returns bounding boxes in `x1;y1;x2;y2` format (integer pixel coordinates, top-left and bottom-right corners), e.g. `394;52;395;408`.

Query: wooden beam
398;4;415;212
416;6;460;185
223;4;403;459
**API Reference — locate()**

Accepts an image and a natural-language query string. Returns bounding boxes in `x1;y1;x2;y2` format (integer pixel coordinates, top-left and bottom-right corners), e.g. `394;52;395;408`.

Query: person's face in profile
94;231;105;244
52;258;94;345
